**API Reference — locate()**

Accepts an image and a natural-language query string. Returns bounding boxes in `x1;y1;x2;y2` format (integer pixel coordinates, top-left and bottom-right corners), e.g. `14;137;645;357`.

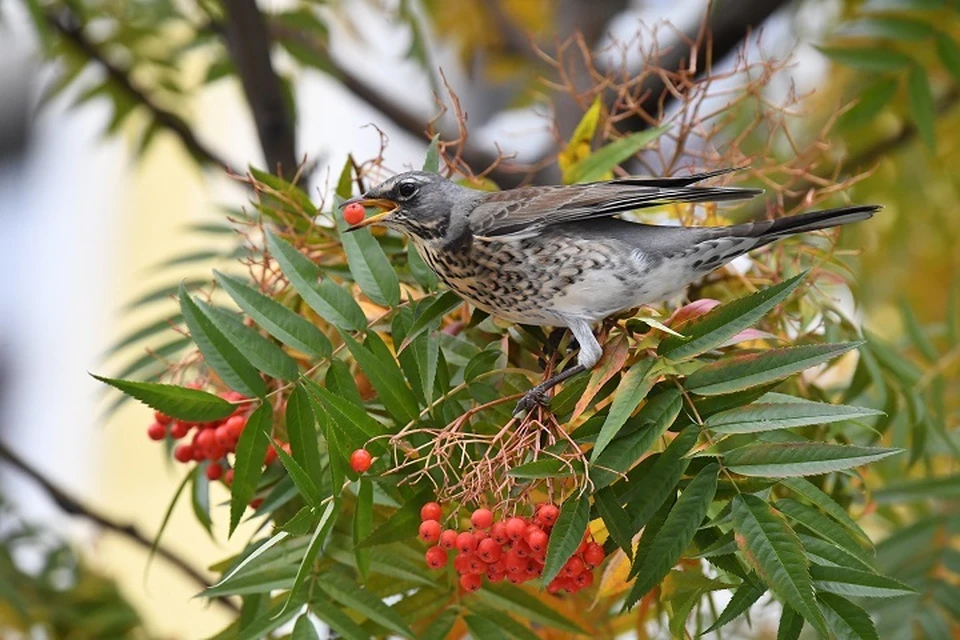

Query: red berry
505;517;527;541
504;552;525;574
455;532;477;554
147;422;166;441
524;559;540;577
486;567;506;582
490;521;509;544
536;504;559;527
343;202;366;226
583;542;605;567
170;421;189;439
224;468;234;485
453;553;469;574
420;502;442;522
547;578;563;594
561;556;585;578
196;428;216;454
206;462;223;481
425;546;448;569
418;520;441;544
466;555;487;575
477;538;502;563
349;449;372;473
249;497;263;510
459;573;482;593
513;540;532;558
215;425;233;448
154;411;173;425
439;529;458;550
264;444;278;465
526;528;549;552
471;508;494;530
574;570;594;589
173;444;193;463
224;415;246;438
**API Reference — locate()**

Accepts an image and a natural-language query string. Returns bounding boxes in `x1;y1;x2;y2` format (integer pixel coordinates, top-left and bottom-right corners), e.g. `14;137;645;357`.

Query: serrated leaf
724;442;902;477
215;271;331;357
818;593;879;640
778;606;804;640
731;494;828;636
307;382;387;454
686;342;861;396
594;488;635;560
817;45;913;71
474;583;585;634
266;230;368;331
398;290;462;352
659;272;806;361
907;64;936;149
780;478;872;549
230;403;273;535
623;426;697;529
335;203;401;307
706;399;883;434
811;565;916;598
625;464;719;606
91;376;235;421
936;32;960;80
590;359;657;462
286;384;325;485
179;285;266;397
208;530;292;596
704;581;766;634
315;572;413;637
798;534;874;572
775;499;874;567
271;435;325;508
277;501;338;618
591;388;683;489
197;302;300;380
565;127;670;184
542;493;591;585
341;333;419;424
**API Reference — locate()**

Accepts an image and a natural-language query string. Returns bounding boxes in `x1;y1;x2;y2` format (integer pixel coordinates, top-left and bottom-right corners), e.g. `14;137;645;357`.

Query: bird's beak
340;196;399;232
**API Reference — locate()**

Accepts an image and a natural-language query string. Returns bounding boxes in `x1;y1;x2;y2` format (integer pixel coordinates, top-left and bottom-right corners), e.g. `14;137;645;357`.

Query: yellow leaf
558;96;603;179
595;547;633;602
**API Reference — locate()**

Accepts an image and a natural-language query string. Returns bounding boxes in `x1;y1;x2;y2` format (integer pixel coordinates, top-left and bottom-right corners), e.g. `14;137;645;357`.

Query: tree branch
45;6;233;172
0;439;239;615
221;0;299;180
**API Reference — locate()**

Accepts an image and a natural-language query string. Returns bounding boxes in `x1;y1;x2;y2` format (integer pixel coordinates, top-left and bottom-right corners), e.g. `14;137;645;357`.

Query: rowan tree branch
221;0;299;180
0;439;239;615
44;6;233;172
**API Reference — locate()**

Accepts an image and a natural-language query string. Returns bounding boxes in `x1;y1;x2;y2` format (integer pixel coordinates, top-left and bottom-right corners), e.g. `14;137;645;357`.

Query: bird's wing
468;170;763;241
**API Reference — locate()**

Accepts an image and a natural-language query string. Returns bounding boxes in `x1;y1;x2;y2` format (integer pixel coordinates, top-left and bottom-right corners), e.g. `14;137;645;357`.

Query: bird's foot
513;388;550;417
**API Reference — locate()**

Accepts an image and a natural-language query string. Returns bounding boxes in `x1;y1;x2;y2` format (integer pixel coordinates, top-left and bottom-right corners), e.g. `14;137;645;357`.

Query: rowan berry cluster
146;390;287;488
417;502;605;595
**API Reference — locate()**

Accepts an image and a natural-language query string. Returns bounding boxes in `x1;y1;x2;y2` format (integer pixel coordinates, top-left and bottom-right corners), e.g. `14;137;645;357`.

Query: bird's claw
513;388;550;417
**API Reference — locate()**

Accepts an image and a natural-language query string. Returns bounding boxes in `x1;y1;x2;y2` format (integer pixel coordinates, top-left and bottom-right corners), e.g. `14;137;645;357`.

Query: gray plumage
342;169;879;413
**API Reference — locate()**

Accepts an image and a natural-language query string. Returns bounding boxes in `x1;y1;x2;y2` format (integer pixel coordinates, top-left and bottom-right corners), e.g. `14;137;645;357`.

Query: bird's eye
397;182;418;199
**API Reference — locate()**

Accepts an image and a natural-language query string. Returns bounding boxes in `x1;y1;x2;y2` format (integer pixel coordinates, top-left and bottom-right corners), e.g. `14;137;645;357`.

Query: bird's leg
514;318;601;416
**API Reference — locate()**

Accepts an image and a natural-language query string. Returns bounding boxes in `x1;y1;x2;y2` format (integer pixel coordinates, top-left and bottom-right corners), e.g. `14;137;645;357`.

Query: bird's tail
740;204;881;244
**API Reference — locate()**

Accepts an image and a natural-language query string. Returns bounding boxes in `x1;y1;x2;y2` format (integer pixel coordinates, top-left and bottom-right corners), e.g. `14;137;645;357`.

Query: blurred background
0;0;957;638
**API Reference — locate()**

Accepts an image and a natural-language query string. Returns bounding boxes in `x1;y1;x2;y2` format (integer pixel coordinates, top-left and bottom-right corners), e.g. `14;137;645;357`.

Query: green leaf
731;494;828;637
465;608;541;640
197;302;300;380
265;230;368;331
541;493;591;585
873;474;960;503
565;127;669;183
407;242;438;289
307;382;387;454
724;442;902;477
354;478;373;579
780;478;872;548
898;298;938;362
816;45;913;72
286;384;325;485
474;583;585;634
659;272;806;361
207;530;292;596
590;389;683;489
90;376;234;421
106;312;183;355
623;426;697;529
179;284;266;398
422;134;440;173
191;465;213;536
464;615;508;640
594;488;636;559
706;399;883;434
626;464;719;607
277;502;338;618
215;271;332;357
590;359;656;462
335;205;401;307
147;471;192;576
398;290;462;352
271;435;325;508
838;16;935;40
291;614;320;640
704;581;766;634
230;403;273;535
419;610;458;640
341;333;419;424
508;458;580;479
818;593;879;640
357;489;432;548
686;342;862;396
936;32;960;80
315;572;413;638
811;565;916;598
798;534;874;572
839;78;899;130
775;499;873;567
777;606;804;640
907;64;936;149
311;596;373;640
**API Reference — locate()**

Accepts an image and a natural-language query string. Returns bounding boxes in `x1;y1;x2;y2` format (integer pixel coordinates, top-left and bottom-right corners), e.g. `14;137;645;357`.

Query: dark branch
45;6;232;172
0;439;239;615
221;0;299;180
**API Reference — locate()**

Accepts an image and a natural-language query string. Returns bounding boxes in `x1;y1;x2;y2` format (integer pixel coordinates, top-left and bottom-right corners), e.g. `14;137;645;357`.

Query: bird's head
340;171;467;241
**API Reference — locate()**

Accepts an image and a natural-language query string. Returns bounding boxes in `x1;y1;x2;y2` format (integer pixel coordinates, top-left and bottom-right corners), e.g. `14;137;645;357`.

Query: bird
340;168;879;415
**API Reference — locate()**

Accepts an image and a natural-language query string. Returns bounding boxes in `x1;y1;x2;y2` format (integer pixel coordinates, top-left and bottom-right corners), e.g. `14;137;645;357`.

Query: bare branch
0;439;240;615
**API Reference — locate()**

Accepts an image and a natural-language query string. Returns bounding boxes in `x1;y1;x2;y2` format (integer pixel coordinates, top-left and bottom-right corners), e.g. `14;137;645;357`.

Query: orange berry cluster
418;502;605;594
146;389;288;485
